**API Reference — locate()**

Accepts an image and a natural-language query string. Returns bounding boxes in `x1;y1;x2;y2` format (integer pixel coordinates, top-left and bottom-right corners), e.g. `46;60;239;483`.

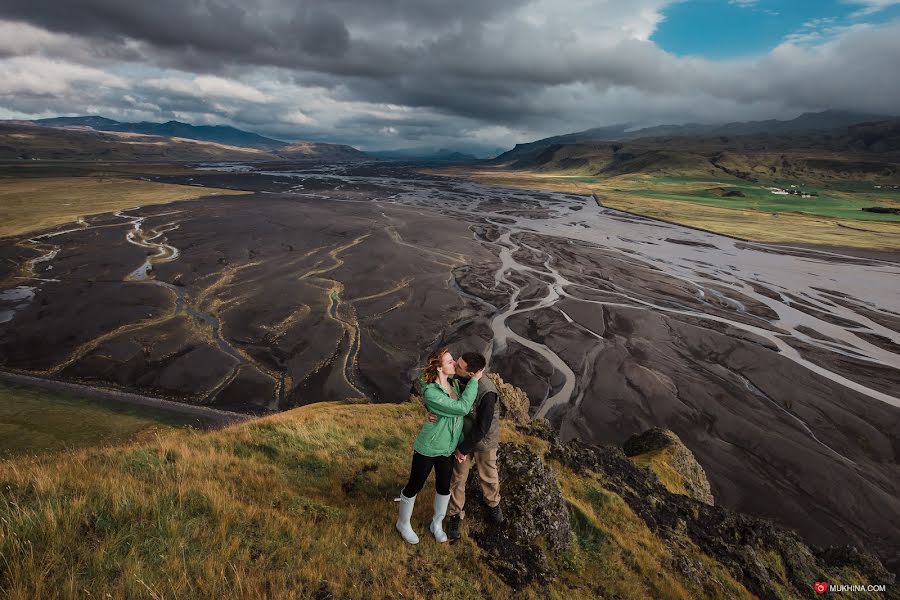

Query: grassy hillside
492;118;900;181
1;398;893;599
491;111;895;166
496;142;899;184
433;118;900;251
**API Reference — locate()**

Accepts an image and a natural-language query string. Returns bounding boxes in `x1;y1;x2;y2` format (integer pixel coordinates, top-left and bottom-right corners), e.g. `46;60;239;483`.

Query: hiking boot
487;503;504;524
447;514;462;541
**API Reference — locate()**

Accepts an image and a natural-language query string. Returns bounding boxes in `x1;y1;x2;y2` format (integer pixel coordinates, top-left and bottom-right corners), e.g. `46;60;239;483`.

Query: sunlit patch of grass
629;446;692;498
0;176;247;238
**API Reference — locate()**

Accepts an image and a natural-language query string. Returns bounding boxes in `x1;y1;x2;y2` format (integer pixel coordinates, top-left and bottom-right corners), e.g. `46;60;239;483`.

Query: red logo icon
814;581;828;595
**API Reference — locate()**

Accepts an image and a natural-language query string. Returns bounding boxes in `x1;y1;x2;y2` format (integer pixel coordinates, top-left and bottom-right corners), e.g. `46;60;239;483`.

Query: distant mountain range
3;110;899;172
490;111;900;183
2;116;367;162
495;110;896;166
32;116;289;150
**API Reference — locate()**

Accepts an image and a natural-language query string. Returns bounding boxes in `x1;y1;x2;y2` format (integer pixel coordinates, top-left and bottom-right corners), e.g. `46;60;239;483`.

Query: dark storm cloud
0;0;521;68
0;0;898;151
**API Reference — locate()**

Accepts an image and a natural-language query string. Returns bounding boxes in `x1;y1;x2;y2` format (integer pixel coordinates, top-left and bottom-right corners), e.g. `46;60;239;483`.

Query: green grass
633;175;736;184
0;382;200;457
620;178;900;222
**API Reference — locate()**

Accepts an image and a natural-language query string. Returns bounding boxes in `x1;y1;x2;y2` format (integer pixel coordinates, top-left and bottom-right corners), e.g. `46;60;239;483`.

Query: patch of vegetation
569;502;608;552
620;177;900;222
629;446;692;498
0;382;197;457
0;175;247;238
432;167;900;250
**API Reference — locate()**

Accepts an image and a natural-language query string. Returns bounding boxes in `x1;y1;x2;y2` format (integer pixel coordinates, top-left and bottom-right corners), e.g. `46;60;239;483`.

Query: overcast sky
0;0;898;154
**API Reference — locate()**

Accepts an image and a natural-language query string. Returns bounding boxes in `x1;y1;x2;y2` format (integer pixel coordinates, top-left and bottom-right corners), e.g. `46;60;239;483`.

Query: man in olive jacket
445;352;503;540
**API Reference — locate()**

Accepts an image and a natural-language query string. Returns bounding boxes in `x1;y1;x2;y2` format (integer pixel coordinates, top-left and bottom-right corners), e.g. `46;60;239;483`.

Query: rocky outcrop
486;372;530;425
461;442;571;589
538;425;898;600
623;427;714;505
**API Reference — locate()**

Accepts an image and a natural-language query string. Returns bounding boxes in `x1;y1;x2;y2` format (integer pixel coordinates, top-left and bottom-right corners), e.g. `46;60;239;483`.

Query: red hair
421;347;450;384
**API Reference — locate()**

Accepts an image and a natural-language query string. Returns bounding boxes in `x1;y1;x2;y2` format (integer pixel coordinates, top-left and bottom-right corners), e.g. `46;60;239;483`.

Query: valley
1;160;898;573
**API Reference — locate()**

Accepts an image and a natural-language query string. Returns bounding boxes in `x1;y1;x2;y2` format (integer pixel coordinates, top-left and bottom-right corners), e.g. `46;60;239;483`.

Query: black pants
402;451;454;497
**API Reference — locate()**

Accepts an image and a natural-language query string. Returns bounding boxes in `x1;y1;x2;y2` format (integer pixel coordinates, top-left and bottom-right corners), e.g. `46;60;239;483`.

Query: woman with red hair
396;347;483;544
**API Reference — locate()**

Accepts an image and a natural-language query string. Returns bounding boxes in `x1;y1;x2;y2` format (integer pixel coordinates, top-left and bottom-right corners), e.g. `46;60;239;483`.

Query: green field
0;382;201;457
617;178;900;222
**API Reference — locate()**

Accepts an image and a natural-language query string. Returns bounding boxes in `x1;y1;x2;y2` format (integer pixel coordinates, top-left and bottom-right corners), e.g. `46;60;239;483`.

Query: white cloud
282;109;315;125
0;20;75;56
846;0;900;17
0;56;127;95
144;75;270;103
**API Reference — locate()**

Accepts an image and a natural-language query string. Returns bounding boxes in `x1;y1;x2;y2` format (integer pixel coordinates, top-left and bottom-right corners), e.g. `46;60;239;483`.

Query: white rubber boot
396;492;419;545
430;493;451;543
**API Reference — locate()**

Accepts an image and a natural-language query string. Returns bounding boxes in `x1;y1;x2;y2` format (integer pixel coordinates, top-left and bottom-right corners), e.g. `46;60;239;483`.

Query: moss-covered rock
623;427;714;505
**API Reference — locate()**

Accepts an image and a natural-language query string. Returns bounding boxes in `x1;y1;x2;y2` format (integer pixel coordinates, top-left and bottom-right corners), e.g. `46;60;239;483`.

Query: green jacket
412;377;480;457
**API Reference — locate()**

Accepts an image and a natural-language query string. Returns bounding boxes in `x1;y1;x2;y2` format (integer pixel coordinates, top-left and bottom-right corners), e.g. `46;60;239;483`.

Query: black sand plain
1;161;899;574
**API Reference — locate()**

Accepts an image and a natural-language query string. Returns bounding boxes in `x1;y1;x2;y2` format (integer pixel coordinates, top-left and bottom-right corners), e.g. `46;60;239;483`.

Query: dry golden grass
598;193;900;251
0;162;203;178
428;168;900;251
0;176;248;238
555;470;754;600
629;447;693;499
0;401;761;599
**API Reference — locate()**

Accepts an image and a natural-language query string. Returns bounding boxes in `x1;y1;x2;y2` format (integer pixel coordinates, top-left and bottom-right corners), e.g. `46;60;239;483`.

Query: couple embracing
395;347;503;544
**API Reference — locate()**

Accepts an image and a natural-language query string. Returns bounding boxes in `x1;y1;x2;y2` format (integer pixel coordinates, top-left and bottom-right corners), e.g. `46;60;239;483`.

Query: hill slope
490;119;900;183
1;384;894;599
2;118;369;162
32;117;288;150
0;121;368;162
495;111;894;166
0;123;273;162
